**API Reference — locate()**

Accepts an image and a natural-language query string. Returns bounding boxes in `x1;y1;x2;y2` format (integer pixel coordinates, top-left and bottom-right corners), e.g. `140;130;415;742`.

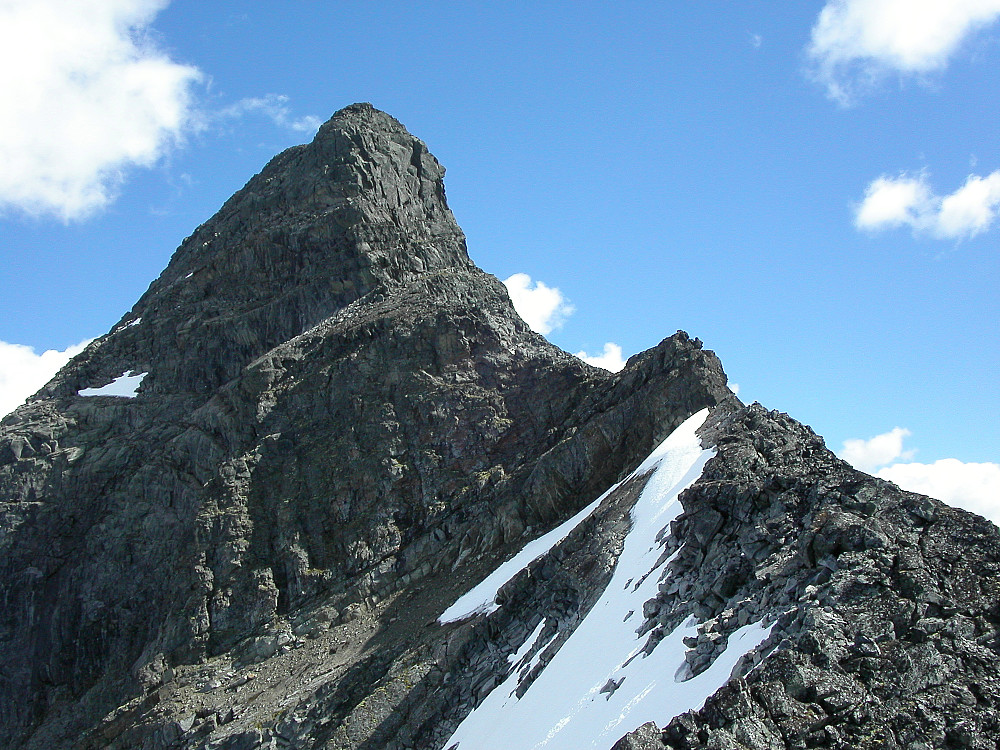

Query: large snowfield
443;409;773;750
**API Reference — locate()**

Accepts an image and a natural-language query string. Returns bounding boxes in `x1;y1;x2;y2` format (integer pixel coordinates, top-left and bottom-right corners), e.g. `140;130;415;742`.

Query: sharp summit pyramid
2;105;998;750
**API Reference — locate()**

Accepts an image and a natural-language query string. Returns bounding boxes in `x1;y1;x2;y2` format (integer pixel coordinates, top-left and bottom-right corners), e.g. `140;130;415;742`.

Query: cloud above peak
808;0;1000;104
575;342;627;373
855;171;1000;240
503;273;575;335
840;426;914;473
839;427;1000;526
0;0;203;220
218;95;323;135
877;459;1000;524
0;338;92;419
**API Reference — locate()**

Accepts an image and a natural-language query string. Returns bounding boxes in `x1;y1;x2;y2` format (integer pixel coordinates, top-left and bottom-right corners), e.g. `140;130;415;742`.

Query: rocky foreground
1;104;998;750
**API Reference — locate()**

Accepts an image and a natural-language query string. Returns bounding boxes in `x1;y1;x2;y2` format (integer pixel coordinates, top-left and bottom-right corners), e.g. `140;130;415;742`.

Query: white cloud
936;172;1000;237
840;427;914;472
808;0;1000;104
575;343;627;373
840;427;1000;526
0;339;92;419
855;171;1000;239
854;174;933;231
218;94;322;135
749;33;763;50
877;460;1000;525
503;273;575;335
0;0;204;220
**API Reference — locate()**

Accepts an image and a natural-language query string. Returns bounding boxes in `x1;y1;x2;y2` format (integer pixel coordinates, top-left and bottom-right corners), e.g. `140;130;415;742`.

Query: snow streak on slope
439;409;710;624
441;488;615;622
445;409;774;750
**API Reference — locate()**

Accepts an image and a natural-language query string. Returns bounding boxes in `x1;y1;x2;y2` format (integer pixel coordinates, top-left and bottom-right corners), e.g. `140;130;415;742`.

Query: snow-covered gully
443;409;773;750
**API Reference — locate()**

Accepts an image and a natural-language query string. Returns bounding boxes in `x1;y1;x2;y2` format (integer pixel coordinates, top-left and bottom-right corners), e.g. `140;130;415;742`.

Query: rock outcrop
619;406;1000;750
1;104;997;750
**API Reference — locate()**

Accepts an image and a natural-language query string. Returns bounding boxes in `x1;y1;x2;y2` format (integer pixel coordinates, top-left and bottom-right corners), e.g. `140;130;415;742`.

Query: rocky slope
1;104;998;750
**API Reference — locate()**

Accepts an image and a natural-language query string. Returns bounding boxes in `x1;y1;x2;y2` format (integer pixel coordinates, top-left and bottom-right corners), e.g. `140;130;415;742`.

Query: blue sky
1;1;998;519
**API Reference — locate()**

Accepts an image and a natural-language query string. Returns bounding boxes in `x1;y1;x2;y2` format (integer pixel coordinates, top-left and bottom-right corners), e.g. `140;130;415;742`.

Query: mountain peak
47;103;474;395
183;99;471;290
317;101;405;134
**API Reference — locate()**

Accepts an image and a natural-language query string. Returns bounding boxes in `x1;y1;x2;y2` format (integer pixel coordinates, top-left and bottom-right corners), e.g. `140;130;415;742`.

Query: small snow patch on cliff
78;370;147;398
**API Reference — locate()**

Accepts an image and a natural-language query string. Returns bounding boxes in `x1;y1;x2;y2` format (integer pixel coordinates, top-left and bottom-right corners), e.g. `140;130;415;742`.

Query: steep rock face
0;105;732;749
1;105;998;750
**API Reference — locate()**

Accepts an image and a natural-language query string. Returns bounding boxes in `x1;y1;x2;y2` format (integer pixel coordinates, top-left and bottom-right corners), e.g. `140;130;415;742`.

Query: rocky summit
2;104;999;750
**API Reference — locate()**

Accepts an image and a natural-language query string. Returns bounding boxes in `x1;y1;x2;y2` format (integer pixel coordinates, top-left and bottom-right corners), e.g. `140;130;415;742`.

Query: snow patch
111;317;141;334
444;409;774;749
78;371;147;398
441;490;612;623
505;619;555;698
440;410;709;623
509;620;549;666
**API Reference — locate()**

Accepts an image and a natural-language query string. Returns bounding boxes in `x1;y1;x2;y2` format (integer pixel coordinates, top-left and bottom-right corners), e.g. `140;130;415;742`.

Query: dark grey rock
612;721;662;750
2;104;998;750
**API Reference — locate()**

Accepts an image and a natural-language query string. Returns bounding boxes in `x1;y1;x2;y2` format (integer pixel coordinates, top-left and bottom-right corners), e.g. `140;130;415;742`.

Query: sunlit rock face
2;105;998;750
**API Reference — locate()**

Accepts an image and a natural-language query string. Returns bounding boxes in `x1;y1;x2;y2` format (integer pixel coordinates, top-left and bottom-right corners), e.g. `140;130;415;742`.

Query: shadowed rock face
2;105;998;750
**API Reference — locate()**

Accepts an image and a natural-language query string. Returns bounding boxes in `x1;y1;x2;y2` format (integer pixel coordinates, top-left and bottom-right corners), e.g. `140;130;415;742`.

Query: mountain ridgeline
1;104;998;750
